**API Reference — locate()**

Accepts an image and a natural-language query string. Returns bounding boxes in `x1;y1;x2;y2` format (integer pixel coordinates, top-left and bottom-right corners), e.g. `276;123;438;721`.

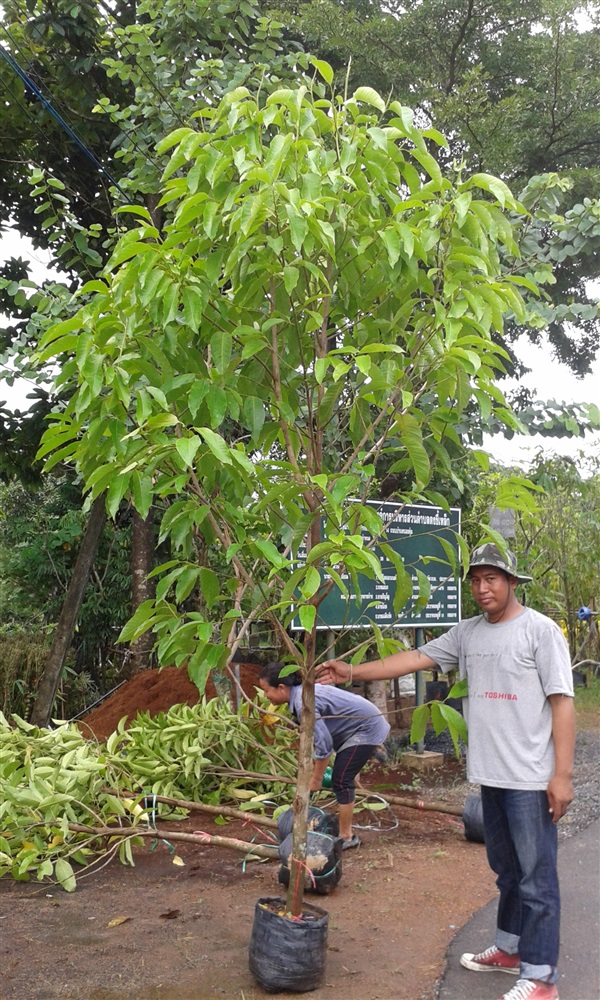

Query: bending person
318;544;575;1000
258;661;390;850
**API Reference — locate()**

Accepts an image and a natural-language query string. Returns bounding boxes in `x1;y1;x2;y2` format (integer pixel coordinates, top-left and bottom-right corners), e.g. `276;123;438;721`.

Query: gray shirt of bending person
289;683;391;760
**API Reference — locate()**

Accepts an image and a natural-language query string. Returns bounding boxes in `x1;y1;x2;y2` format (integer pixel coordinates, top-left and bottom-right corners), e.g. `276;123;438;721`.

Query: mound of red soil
78;663;262;743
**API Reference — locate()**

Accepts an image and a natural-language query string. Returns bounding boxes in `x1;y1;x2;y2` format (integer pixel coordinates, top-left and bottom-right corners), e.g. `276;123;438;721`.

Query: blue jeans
481;786;559;985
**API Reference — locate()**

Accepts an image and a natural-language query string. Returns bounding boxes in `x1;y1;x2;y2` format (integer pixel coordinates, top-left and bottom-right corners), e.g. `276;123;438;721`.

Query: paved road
438;818;600;1000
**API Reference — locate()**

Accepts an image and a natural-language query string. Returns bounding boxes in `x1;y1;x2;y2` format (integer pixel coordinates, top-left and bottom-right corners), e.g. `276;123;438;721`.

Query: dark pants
331;744;376;805
481;785;560;985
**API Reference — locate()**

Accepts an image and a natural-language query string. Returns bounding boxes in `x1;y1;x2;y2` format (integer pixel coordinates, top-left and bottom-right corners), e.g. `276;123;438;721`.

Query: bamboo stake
204;766;296;784
182;768;461;817
106;775;465;822
104;788;279;828
67;824;279;858
358;788;463;817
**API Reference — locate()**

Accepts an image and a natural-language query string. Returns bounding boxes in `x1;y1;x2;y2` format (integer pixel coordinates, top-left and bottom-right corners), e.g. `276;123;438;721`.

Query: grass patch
574;674;600;731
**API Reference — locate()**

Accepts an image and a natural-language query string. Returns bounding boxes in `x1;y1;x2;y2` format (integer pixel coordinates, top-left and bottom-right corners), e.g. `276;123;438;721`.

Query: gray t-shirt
289;683;391;760
420;607;573;790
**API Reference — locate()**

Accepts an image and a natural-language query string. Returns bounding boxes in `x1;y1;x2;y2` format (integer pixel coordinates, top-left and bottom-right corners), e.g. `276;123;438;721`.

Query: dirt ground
0;669;498;1000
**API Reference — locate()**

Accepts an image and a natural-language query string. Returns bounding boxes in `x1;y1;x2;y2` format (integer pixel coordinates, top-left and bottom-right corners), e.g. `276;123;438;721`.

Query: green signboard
292;501;461;630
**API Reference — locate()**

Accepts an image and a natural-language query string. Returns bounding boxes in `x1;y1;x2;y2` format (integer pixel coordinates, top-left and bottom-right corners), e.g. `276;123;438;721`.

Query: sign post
291;501;462;632
489;506;516;540
292;501;463;761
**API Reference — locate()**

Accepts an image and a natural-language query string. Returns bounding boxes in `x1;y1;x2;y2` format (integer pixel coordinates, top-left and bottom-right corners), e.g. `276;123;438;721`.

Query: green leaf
188;380;209;418
310;58;334;85
114;204;152;222
131;473;154;520
243;396;265;442
145;413;179;431
288;212;308;253
301;566;321;599
118;599;158;643
299;604;316;632
175;566;201;603
410;704;430;745
410;148;442;188
381;229;401;267
155;127;197;154
175;436;201;467
430;700;446;736
283;265;300;295
414;569;431;607
106;472;131;519
210;331;232;374
351;86;386;112
397;414;430;486
448;677;468;699
54;857;76;892
199;567;220;609
205;385;228;427
314;357;328;384
254;538;287;570
466;173;514;208
195;427;232;465
182;285;207;330
438;703;469;753
377;548;412;616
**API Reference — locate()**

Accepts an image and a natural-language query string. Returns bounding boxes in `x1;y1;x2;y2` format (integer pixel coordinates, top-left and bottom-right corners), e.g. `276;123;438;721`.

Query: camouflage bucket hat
468;543;533;584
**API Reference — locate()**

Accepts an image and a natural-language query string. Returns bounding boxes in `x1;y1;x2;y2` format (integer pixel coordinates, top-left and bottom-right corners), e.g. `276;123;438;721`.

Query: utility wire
1;6;163;176
0;43;131;199
0;70;79;186
0;75;111;281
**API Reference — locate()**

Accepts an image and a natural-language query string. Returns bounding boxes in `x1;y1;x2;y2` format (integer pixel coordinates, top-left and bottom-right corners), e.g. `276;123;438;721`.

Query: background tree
0;476;132;718
463;450;600;657
520;452;600;658
266;0;600;377
0;0;308;466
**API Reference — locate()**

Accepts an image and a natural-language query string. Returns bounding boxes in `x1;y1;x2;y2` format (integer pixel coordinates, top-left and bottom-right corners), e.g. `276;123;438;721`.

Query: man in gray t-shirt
319;543;575;1000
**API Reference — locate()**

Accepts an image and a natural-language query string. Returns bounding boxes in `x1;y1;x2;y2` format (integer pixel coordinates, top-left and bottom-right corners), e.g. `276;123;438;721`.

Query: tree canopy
265;0;600;376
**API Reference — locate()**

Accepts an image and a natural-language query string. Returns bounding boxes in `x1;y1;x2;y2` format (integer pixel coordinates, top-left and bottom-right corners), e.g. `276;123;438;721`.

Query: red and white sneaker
499;979;559;1000
460;945;520;975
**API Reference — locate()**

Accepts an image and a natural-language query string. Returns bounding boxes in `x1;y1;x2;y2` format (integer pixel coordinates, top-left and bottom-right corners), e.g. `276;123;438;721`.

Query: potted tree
37;64;536;992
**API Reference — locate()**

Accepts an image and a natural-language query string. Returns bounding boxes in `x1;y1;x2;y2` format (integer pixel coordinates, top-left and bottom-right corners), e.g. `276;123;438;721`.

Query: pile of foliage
104;696;297;801
0;698;296;891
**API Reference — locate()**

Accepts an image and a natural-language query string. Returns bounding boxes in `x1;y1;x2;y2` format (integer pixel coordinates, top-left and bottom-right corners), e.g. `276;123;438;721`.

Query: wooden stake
67;823;279;858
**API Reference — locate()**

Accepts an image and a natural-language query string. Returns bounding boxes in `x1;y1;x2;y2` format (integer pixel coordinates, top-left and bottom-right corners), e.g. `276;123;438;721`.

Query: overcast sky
2;232;599;473
481;337;600;471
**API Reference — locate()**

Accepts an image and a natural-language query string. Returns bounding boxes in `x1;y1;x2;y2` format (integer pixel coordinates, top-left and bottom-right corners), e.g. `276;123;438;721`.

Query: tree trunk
287;662;315;916
365;679;389;721
127;509;155;677
286;513;320;916
30;494;107;727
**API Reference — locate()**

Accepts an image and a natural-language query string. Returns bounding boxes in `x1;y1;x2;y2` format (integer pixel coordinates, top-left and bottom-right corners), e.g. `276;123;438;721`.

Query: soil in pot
248;896;329;993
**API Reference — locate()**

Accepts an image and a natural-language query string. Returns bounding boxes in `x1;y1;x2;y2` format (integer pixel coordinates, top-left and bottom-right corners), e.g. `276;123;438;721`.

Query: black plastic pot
278;831;343;895
277;805;339;840
248;896;329;993
463;792;485;843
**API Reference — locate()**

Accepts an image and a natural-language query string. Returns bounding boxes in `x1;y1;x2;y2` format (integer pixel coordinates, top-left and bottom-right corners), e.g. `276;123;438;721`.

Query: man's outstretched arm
317;647;436;685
